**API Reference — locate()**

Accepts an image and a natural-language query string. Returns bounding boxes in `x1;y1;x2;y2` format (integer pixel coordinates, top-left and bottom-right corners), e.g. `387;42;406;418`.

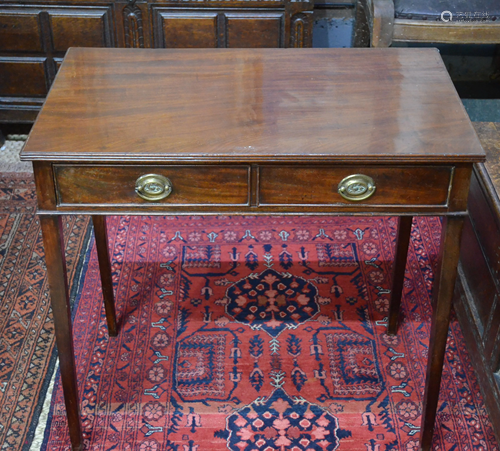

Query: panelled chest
456;122;500;441
0;0;312;124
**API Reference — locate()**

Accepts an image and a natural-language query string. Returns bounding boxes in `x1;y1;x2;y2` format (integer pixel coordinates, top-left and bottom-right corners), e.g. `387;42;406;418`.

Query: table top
21;47;484;164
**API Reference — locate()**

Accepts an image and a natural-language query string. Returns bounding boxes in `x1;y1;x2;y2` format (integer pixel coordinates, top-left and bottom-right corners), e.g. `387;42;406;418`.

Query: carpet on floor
0;172;92;451
42;215;498;450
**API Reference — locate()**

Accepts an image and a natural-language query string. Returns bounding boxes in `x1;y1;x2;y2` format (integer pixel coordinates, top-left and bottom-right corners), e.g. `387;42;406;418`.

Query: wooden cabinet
455;122;500;440
0;3;116;122
0;0;313;124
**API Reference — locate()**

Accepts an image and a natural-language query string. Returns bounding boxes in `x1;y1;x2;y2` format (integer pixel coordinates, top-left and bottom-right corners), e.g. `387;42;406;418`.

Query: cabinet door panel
460;215;497;338
0;58;47;96
155;11;218;48
49;8;113;52
0;11;43;52
225;13;283;48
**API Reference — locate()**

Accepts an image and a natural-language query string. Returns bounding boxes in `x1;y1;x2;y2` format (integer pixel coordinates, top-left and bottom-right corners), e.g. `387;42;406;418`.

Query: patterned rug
0;173;91;451
42;215;497;451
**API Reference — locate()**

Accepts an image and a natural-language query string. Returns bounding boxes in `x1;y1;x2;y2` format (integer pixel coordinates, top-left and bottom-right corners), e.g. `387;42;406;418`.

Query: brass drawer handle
338;174;376;202
135;174;172;201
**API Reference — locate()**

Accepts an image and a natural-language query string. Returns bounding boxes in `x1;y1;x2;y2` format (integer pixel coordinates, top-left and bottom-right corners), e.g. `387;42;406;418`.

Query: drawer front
258;165;453;206
54;165;250;206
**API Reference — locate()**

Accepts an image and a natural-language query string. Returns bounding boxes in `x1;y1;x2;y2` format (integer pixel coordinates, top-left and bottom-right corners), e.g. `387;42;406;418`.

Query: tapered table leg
387;216;413;335
420;216;465;451
92;215;117;337
40;215;83;451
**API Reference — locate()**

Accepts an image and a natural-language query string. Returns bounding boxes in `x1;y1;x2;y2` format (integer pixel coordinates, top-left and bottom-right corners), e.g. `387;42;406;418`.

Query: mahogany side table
21;48;485;451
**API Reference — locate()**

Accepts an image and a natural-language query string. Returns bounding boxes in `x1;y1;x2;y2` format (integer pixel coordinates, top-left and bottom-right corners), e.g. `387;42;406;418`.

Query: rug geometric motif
223;387;340;451
325;332;383;399
41;215;499;451
175;332;228;400
225;268;320;337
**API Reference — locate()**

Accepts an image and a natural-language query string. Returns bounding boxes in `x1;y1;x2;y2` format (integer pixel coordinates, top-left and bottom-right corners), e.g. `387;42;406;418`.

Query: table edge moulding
20;47;485;451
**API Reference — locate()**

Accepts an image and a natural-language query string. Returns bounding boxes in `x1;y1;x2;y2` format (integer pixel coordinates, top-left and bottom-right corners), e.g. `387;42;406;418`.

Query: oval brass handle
338;174;376;202
135;174;172;201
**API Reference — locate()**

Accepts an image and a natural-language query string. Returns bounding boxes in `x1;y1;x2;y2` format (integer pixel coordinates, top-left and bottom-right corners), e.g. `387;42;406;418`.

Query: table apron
33;162;474;215
35;208;469;216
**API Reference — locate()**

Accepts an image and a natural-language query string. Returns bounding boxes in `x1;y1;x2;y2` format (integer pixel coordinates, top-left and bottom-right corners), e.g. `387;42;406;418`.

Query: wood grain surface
21;47;484;164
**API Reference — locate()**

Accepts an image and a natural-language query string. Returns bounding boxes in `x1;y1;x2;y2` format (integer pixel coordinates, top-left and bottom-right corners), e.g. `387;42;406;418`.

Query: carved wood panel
123;3;144;48
48;7;114;52
0;10;44;52
290;12;312;48
0;5;114;55
153;7;285;48
154;10;218;48
225;12;283;47
0;57;49;96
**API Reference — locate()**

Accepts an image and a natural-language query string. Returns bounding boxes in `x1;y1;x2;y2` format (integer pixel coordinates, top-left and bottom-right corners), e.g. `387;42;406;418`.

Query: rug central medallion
225;268;319;337
225;387;340;451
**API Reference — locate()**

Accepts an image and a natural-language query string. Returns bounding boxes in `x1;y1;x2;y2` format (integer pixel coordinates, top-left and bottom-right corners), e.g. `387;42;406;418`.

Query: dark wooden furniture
455;122;500;443
21;47;484;451
0;0;312;125
354;0;500;47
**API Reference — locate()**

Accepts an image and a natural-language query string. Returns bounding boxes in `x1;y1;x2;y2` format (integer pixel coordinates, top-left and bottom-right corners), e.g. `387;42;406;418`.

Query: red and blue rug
42;215;497;450
0;173;91;451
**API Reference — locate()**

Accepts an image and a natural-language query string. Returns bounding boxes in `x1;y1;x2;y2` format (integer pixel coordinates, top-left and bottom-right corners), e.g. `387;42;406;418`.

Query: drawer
54;165;250;206
258;165;453;207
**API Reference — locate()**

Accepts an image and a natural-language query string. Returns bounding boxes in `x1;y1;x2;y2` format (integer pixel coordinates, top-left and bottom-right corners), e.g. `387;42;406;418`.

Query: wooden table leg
387;216;413;335
92;215;117;337
40;215;83;451
420;215;465;451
